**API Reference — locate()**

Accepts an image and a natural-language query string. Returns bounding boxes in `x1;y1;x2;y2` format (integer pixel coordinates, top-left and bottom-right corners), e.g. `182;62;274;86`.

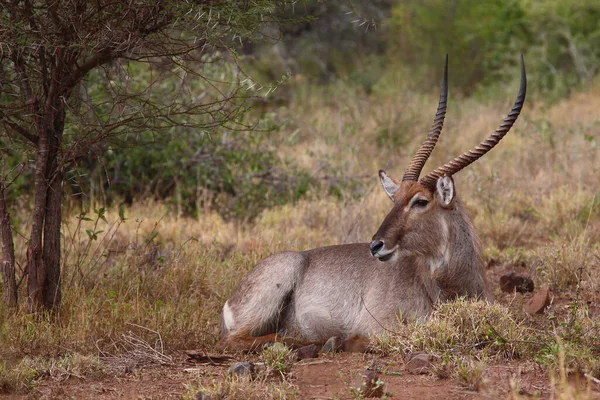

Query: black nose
369;240;384;256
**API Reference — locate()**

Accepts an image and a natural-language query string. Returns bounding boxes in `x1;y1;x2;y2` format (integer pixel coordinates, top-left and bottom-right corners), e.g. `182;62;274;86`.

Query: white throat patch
428;218;450;273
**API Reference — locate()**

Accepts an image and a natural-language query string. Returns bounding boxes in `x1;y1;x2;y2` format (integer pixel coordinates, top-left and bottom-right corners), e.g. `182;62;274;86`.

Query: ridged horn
402;54;449;182
419;54;527;189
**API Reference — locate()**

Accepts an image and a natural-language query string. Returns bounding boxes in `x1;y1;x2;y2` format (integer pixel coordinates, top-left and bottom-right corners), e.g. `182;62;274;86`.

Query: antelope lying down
217;56;526;352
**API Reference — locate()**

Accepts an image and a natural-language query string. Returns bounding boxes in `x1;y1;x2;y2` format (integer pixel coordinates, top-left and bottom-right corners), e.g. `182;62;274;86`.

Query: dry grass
372;299;533;359
0;353;102;394
182;374;299;400
0;76;599;397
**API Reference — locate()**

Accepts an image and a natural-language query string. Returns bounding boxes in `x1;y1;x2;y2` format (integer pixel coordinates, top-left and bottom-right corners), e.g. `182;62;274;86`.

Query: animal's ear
436;175;455;208
379;170;400;201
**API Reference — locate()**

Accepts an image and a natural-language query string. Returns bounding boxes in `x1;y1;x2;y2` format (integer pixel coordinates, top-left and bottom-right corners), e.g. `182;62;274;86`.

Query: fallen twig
585;373;600;385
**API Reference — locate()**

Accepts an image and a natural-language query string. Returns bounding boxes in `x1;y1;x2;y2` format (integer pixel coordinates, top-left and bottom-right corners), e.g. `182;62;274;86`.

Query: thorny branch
0;0;292;310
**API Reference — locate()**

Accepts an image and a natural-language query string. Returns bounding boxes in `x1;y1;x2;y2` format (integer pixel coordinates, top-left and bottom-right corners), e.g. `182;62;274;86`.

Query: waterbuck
216;56;526;353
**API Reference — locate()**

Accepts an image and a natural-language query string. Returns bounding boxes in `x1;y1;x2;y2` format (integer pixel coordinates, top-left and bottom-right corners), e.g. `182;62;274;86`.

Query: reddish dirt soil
3;353;575;399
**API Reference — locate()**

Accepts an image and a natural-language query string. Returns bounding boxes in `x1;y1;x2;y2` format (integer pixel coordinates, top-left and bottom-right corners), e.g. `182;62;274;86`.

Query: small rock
499;272;534;293
353;369;384;398
524;286;551;315
227;361;256;378
195;391;211;400
320;336;343;353
405;353;437;375
404;351;427;363
296;344;318;360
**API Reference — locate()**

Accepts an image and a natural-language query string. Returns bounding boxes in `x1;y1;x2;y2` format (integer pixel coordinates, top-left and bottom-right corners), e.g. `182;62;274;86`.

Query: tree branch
0;96;36;110
71;49;115;87
0;110;39;144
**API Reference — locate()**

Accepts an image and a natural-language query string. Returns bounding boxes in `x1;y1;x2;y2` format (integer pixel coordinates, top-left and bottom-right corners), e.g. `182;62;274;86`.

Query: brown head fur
370;172;490;302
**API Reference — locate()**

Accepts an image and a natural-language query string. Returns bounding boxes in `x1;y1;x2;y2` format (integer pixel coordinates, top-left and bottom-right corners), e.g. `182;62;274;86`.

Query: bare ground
3;354;559;399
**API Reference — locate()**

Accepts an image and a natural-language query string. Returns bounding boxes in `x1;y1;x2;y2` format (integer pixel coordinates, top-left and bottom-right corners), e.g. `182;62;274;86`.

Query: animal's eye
412;199;429;208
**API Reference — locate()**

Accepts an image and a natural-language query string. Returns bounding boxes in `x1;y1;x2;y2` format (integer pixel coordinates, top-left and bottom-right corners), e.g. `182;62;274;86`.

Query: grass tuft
374;299;534;359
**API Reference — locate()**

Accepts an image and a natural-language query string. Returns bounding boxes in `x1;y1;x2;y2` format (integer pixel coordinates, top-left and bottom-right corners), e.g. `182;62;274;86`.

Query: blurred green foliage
73;122;312;221
388;0;600;98
525;0;600;98
246;0;600;98
389;0;527;93
63;58;313;220
246;1;393;92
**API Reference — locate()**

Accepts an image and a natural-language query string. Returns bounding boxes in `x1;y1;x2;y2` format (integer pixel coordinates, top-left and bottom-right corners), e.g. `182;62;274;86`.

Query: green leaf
146;231;158;244
95;207;108;223
118;207;127;222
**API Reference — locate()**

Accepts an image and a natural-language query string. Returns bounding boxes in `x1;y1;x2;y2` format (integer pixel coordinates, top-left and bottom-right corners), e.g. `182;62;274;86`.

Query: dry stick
15;261;27;288
125;322;168;358
103;332;173;368
585;374;600;385
2;162;27;188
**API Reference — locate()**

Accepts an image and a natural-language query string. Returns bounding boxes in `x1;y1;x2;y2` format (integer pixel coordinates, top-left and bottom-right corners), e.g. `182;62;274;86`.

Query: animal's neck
442;203;487;299
418;202;488;303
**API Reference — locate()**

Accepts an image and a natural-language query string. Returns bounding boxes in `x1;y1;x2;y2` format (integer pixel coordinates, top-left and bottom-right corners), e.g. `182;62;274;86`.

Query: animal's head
370;55;527;261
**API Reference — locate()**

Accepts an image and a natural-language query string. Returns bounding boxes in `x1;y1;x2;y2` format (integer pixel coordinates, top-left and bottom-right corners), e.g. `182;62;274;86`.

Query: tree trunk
42;113;65;310
26;129;50;312
0;183;17;310
42;173;62;309
27;103;66;312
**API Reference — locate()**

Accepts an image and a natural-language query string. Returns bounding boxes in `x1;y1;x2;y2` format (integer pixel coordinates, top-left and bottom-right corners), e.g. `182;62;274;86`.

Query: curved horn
402;54;449;182
419;55;527;189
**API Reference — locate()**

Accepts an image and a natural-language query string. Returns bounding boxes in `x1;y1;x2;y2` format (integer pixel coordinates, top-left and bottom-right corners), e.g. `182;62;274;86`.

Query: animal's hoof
320;336;343;353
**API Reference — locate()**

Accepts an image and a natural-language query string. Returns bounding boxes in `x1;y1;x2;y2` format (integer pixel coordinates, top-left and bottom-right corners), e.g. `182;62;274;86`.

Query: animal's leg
216;333;325;353
342;335;371;352
216;334;371;353
215;333;281;353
